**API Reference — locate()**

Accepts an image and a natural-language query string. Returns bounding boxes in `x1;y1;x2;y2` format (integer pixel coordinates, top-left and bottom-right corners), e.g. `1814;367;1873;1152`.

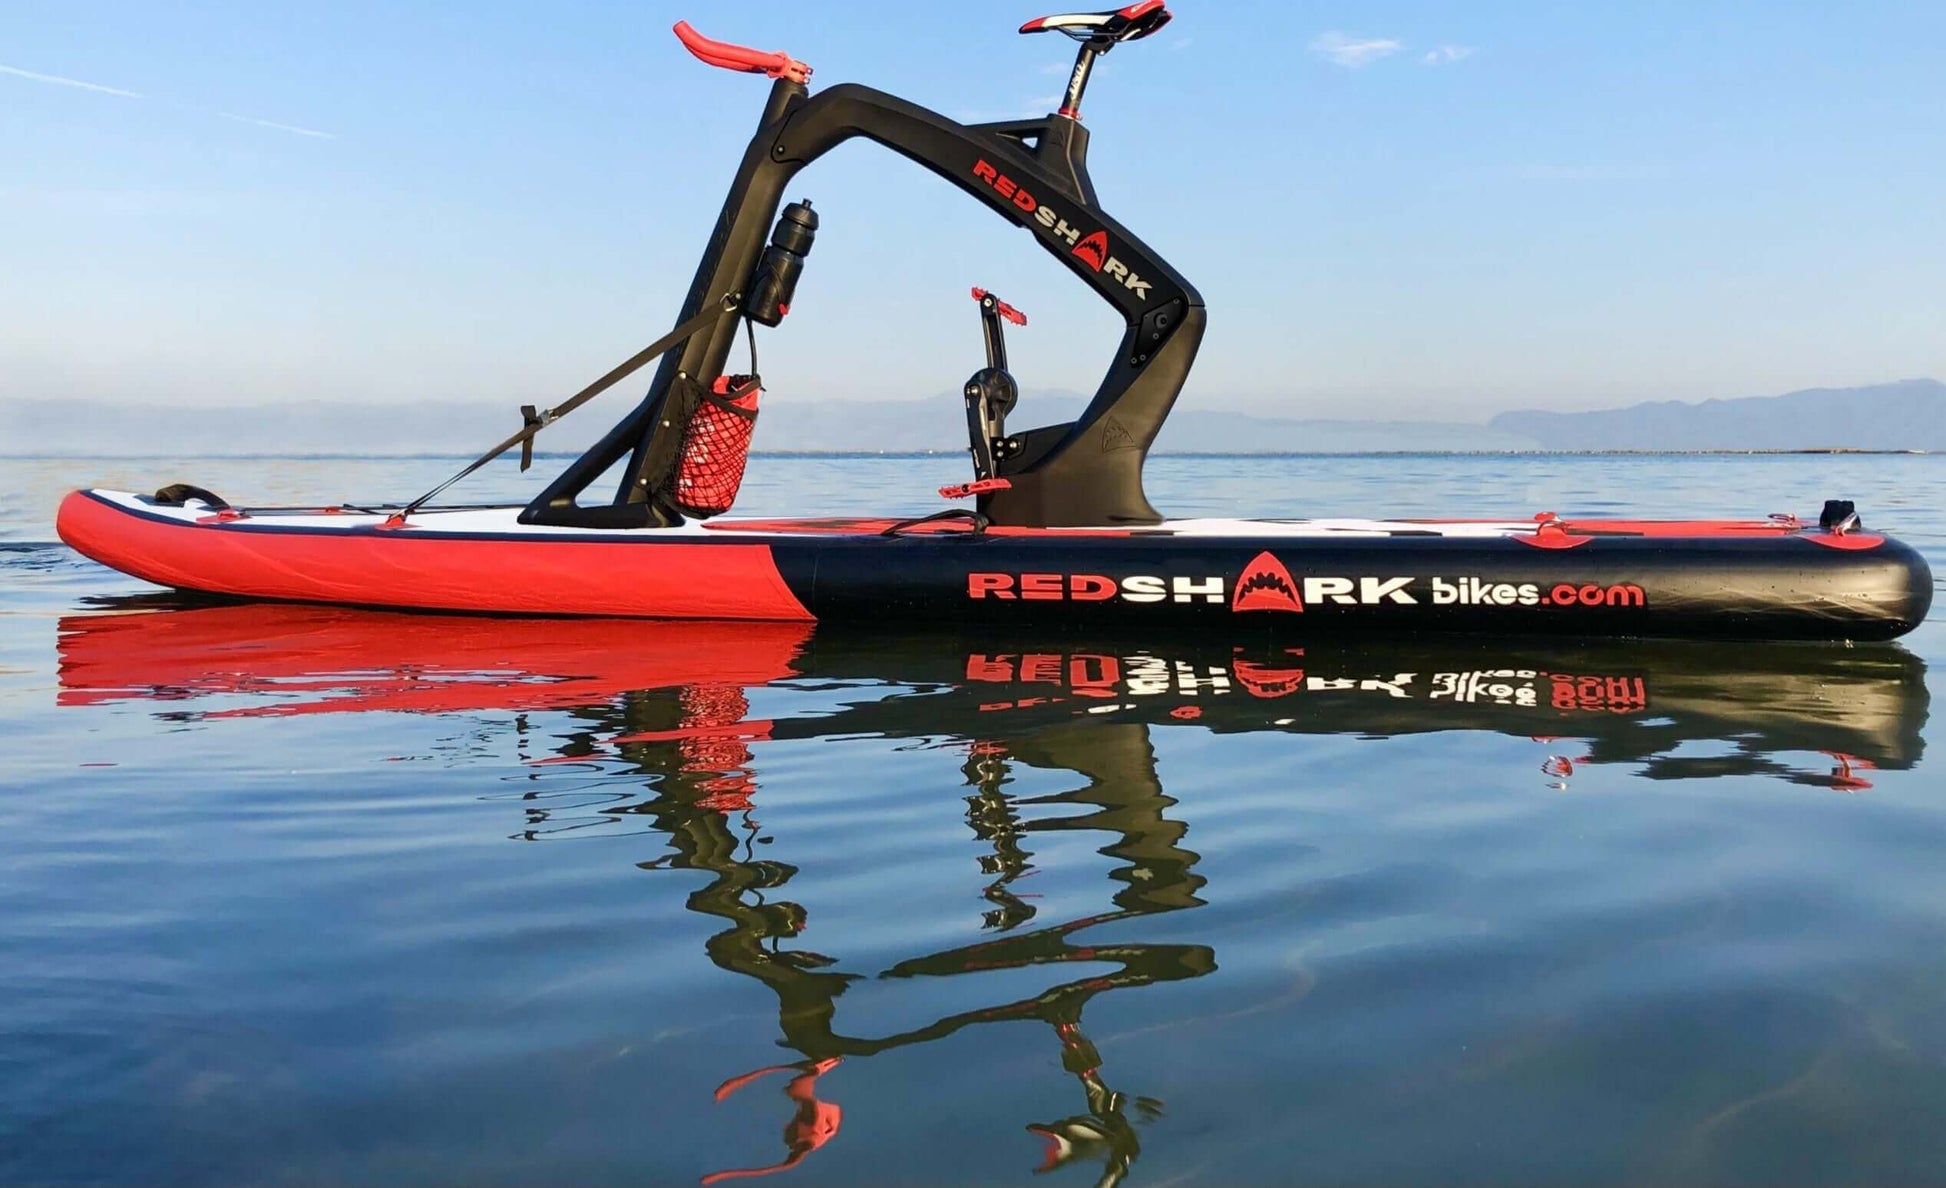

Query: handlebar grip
673;21;811;83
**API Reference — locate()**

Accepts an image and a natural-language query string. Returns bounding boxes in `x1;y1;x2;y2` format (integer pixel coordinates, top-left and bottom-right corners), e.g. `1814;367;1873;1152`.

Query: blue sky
3;1;1943;421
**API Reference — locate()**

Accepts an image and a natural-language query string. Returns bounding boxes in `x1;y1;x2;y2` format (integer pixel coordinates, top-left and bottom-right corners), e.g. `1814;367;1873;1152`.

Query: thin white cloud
1;61;335;141
1422;45;1474;65
0;63;142;98
1310;32;1403;69
220;112;336;140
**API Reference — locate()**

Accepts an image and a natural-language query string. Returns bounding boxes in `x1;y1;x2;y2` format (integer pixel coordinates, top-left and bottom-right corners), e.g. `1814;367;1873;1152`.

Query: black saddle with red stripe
1019;1;1172;45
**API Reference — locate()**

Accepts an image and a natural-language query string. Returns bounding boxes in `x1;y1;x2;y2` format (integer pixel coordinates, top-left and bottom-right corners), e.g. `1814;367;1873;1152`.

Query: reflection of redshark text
964;654;1649;712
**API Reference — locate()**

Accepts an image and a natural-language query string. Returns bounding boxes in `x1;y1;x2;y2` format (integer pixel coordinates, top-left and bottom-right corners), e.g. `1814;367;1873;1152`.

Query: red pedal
969;287;1028;326
939;478;1013;499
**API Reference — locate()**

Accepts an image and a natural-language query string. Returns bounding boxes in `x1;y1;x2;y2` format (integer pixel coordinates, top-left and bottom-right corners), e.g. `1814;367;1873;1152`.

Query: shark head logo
1071;230;1109;272
1232;551;1302;613
1233;648;1307;697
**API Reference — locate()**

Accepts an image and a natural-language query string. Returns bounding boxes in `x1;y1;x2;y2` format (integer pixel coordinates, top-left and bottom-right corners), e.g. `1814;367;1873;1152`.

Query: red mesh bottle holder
673;375;762;517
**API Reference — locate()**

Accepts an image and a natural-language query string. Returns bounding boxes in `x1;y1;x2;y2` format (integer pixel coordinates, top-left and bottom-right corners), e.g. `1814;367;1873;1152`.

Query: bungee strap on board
399;293;744;518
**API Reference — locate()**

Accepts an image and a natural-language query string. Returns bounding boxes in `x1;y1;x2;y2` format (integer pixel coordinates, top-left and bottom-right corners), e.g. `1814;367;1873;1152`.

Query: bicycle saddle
1020;1;1172;45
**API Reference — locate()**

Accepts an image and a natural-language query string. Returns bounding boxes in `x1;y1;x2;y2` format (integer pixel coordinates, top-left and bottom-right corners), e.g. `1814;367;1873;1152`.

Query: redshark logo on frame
970;159;1151;297
1071;230;1109;272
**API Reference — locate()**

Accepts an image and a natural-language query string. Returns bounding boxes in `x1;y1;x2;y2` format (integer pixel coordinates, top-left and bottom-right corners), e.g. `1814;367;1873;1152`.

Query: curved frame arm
526;75;1204;528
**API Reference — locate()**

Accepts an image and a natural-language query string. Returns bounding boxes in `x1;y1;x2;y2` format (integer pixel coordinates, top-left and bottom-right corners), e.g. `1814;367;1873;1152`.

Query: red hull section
56;491;813;620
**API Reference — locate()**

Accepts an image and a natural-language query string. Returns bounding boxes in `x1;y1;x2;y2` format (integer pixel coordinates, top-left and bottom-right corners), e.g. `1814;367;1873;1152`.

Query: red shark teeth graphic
1233;648;1306;698
1232;551;1302;613
1071;230;1109;272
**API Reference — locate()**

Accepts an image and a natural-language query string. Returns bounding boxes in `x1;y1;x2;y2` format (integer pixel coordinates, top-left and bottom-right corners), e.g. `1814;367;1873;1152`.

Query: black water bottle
742;200;817;327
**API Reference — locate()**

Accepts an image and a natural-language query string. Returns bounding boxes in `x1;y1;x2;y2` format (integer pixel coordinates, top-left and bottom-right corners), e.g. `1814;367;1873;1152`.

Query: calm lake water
4;452;1945;1185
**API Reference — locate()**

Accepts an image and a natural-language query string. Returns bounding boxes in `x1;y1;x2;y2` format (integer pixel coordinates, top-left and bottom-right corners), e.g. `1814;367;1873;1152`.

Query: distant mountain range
2;378;1939;456
1490;379;1946;451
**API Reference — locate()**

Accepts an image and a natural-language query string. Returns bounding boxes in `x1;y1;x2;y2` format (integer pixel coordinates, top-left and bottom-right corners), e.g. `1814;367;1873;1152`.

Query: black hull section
772;533;1933;641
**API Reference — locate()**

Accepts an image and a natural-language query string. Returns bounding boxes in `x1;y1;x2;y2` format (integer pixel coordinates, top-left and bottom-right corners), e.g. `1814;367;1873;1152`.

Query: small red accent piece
701;1057;843;1186
939;478;1013;499
1805;532;1887;551
969;287;1028;326
1518;522;1594;549
1822;750;1878;792
776;303;789;317
672;21;811;83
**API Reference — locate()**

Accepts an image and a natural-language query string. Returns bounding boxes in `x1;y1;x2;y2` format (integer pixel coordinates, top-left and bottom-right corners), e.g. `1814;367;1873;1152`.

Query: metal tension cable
399;293;741;518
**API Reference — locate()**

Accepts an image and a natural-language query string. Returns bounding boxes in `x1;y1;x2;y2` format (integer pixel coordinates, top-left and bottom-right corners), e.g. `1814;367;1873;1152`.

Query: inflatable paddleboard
57;489;1932;639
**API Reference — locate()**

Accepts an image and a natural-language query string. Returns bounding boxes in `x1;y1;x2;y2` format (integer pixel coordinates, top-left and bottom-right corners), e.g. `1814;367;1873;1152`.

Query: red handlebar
672;21;811;84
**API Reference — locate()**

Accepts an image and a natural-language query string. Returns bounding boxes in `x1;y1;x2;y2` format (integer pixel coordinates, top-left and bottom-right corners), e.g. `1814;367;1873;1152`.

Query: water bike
56;5;1933;639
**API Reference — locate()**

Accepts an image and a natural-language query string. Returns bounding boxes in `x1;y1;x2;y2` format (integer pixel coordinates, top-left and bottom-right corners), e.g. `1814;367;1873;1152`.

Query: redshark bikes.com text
965;571;1647;612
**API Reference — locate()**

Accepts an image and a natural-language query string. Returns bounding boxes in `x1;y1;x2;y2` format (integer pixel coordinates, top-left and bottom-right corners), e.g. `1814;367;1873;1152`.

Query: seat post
1058;40;1105;119
1021;2;1172;118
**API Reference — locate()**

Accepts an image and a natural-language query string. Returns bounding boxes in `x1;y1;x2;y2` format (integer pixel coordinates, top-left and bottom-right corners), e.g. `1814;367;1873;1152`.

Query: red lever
673;21;812;83
970;287;1028;326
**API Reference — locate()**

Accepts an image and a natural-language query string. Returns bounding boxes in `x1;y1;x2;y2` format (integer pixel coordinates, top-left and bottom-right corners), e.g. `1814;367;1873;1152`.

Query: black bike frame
522;78;1205;529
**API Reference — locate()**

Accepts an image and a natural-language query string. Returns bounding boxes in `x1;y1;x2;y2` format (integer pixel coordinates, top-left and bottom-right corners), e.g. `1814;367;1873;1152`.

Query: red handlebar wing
672;21;811;84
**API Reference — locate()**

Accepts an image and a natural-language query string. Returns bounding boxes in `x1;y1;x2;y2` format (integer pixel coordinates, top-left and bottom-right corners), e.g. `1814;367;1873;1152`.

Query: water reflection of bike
56;603;1932;1182
576;699;1206;1188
